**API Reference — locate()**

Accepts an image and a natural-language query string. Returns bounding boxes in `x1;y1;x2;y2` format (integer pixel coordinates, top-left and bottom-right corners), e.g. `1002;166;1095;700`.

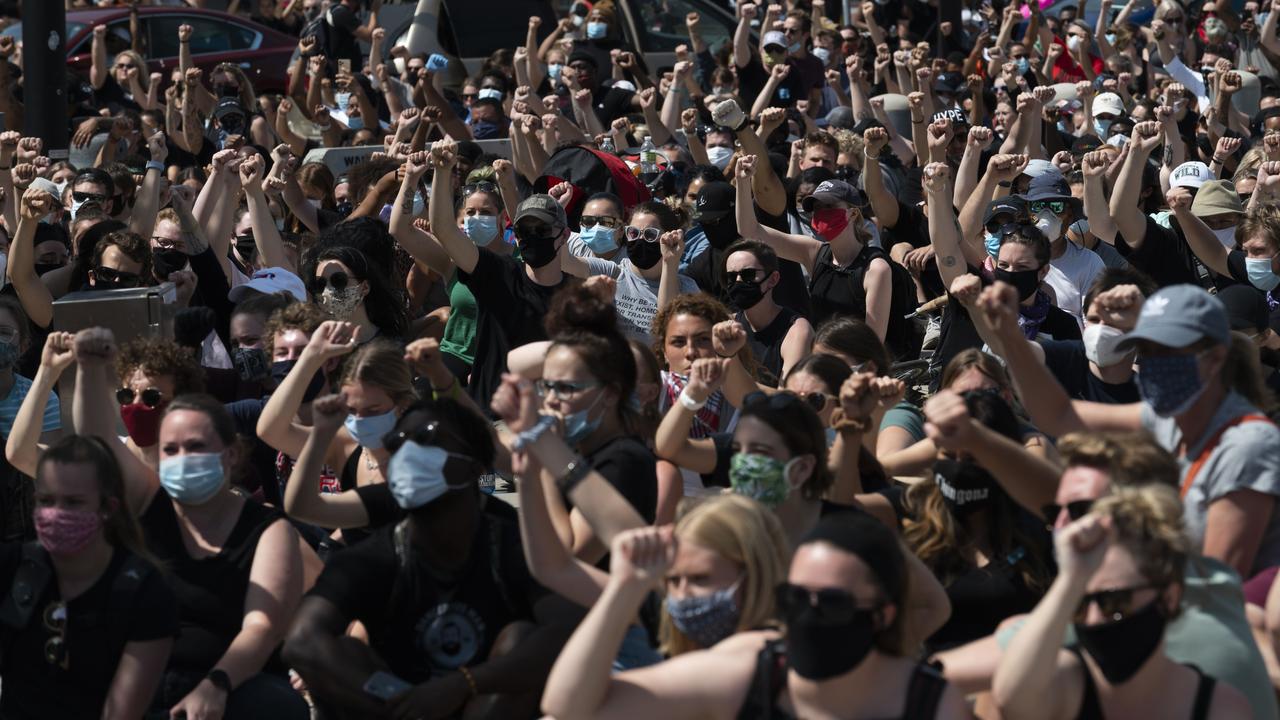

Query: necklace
365;450;379;471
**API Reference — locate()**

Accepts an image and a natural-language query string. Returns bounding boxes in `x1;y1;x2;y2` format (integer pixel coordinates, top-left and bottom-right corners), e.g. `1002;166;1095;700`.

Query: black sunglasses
1075;584;1160;623
72;191;107;204
743;390;810;412
724;268;767;285
382;420;476;462
775;582;879;624
116;386;164;407
797;391;830;412
462;182;498;197
310;271;349;295
1041;499;1093;525
1029;200;1067;215
580;215;620;229
94;266;141;288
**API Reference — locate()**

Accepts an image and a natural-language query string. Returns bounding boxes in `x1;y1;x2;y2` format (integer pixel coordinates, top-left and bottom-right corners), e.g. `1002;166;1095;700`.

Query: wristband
205;669;232;695
678;388;708;411
556;457;592;494
0;165;10;172
513;414;556;451
1212;156;1226;164
997;180;1012;187
145;160;164;172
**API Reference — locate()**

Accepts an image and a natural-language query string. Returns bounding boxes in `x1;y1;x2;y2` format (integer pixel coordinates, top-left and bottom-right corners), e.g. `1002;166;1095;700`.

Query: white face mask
1211;225;1238;248
1082;323;1130;367
1034;208;1064;241
1067;35;1083;52
707;145;734;171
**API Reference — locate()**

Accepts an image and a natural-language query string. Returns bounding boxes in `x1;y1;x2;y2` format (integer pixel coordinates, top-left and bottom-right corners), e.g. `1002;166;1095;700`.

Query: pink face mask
34;507;102;556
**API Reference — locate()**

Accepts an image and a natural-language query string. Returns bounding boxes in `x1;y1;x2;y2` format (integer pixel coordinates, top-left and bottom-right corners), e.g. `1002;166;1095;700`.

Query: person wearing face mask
985;281;1280;581
994;485;1251;719
1176;194;1280;319
562;201;699;345
541;508;963;719
724;240;814;385
1017;172;1106;327
738;162;918;358
304;245;407;344
70;341;313;720
0;435;178;720
898;390;1054;654
567;194;628;262
286;395;581;719
429;140;572;409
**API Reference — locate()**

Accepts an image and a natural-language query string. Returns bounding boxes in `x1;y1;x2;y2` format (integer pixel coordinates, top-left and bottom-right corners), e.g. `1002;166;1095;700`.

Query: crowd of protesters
3;0;1280;717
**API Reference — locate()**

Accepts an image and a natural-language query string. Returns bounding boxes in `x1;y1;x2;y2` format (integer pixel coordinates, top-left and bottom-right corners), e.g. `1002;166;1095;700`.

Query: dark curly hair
546;283;637;429
117;337;205;396
93;230;152;280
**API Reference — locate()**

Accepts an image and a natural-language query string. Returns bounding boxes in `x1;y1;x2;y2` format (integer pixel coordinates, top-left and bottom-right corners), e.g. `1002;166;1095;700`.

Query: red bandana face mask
120;401;167;448
811;208;851;241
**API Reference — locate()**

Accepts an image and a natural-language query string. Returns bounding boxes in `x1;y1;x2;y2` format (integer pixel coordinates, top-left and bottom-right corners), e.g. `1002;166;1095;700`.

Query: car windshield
0;21;87;41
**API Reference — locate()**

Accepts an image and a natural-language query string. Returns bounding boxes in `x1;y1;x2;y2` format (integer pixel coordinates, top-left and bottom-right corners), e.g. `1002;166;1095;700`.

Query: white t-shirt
585;257;699;344
1045;241;1106;325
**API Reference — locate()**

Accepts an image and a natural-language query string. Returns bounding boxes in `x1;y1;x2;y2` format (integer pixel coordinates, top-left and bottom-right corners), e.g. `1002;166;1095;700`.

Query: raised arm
656;230;684;311
734;155;820;272
389;151;455;276
653;359;727;475
237;154;289;271
8;189;55;329
129;132;166;240
1167;185;1230;277
861;127;900;229
1110;121;1164;250
90;25;109;90
955;126;993;208
283;395;372;529
922;162;969;291
1079;150;1117;244
426;141;479;275
5;332;74;478
256;322;357;459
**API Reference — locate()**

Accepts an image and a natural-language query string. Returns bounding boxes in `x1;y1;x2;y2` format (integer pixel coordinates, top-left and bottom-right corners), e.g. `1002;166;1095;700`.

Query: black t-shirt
355;483;405;529
1114;215;1206;289
0;545;178;720
1040;339;1140;404
1224;250;1280;330
766;54;824;109
94;76;141;115
581;435;657;524
458;248;570;410
325;4;363;67
308;499;544;682
687;240;811;320
739;306;800;387
925;551;1043;653
879;198;945;299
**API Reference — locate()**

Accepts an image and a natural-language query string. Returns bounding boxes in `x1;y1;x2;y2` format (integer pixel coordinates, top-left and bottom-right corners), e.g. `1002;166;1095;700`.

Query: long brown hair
36;435;150;561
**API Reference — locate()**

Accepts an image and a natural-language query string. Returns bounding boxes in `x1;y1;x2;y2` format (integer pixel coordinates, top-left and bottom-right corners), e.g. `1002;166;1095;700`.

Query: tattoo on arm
1163;145;1173;166
941;255;957;267
402;185;414;213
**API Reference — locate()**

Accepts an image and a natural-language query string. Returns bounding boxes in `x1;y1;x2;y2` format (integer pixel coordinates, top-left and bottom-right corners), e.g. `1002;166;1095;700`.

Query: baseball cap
824;106;854;130
513;194;568;229
801;179;864;211
934;72;965;96
28;178;62;206
1170;161;1213;190
1191;180;1244;218
214;97;246;121
567;51;598;68
1115;284;1230;352
1019;172;1074;203
983;196;1027;228
763;31;787;50
1217;284;1271;333
228;267;307;303
932;107;968;127
694;181;735;223
1022;159;1057;179
1092;92;1124;118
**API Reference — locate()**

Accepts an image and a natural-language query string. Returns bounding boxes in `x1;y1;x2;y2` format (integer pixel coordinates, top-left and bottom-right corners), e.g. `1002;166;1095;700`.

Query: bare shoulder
1209;677;1252;720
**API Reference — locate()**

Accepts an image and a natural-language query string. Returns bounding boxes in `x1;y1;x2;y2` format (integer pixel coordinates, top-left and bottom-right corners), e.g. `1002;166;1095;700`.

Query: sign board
303;139;512;176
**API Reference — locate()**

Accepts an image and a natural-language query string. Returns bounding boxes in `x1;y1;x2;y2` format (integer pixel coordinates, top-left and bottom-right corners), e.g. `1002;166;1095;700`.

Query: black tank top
139;492;282;671
807;243;916;359
739;307;800;387
736;639;948;719
1070;649;1217;720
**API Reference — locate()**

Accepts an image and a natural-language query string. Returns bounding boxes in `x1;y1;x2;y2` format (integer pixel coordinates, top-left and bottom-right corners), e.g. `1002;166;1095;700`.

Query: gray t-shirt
585;258;699;344
1142;391;1280;576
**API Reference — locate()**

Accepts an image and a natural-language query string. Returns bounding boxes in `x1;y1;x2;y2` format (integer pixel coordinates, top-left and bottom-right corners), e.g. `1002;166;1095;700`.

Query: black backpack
301;12;333;59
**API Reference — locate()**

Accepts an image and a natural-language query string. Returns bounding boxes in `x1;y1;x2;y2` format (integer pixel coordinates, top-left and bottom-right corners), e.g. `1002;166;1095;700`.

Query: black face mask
702;217;739;250
517;236;560;269
270;359;325;401
993;267;1041;301
335;200;354;218
627;238;663;270
785;600;878;680
152;249;187;280
933;458;995;519
726;279;766;310
233;347;270;383
34;262;63;276
1073;596;1168;685
216;83;240;99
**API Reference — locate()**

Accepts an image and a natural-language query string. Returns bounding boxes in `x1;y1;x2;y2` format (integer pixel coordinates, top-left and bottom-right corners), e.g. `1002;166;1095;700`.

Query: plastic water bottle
599;134;616;155
639;136;658;175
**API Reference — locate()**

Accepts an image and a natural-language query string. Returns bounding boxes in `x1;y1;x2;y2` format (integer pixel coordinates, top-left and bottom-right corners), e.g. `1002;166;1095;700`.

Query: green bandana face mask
729;453;798;509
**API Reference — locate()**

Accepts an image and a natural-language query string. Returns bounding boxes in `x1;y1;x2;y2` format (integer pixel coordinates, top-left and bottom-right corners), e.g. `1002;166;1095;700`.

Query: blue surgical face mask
387;440;462;510
1137;352;1207;418
665;578;743;648
824;426;838;448
1015;57;1030;75
985;232;1003;259
470;120;500;139
788;41;802;54
464;215;500;246
344;409;399;449
548;63;563;80
586;21;607;39
1105;33;1117;45
347;115;365;131
563;391;605;447
1246;257;1280;291
159;453;226;505
579;225;619;254
812;47;831;65
1094;118;1113;138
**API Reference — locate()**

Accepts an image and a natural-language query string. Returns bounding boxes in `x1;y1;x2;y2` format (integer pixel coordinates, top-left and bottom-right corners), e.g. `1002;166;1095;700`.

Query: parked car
1;7;299;95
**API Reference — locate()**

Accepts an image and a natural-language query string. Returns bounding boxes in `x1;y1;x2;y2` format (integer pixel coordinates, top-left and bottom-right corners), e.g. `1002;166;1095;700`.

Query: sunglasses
535;379;599;398
382;419;476;461
775;582;879;624
44;601;68;669
724;268;767;284
462;182;498;198
462;93;478;101
94;266;141;288
580;215;620;229
1029;200;1067;215
625;225;661;243
115;62;136;70
1041;499;1093;525
116;386;164;407
797;391;830;412
72;191;107;204
1075;584;1160;623
310;271;350;295
782;27;802;36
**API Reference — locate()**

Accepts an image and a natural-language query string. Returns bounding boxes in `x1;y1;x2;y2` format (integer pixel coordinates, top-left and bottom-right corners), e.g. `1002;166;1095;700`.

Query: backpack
534;145;652;227
301;12;333;59
821;244;923;361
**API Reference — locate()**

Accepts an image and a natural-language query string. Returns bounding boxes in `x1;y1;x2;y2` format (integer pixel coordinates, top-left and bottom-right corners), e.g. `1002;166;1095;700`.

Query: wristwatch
205;669;232;695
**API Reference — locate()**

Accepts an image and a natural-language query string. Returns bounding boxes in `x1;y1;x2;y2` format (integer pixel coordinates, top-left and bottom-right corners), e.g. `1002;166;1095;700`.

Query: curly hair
264;302;328;356
93;230;152;279
650;292;732;370
117;337;205;396
1091;484;1189;596
1057;431;1179;489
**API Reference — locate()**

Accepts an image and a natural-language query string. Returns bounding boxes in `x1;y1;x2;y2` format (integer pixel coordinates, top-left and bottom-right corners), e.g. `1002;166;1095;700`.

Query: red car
2;7;299;95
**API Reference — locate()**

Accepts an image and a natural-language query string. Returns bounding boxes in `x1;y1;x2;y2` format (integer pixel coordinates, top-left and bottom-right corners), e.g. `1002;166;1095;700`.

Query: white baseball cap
1092;92;1124;118
228;267;307;303
1170;161;1213;190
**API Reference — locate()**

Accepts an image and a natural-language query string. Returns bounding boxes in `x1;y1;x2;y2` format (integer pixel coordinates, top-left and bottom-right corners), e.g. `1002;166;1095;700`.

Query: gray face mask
320;285;363;319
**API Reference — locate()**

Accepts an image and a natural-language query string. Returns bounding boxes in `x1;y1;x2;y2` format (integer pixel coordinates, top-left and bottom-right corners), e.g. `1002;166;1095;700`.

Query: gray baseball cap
513;194;567;229
1115;284;1230;353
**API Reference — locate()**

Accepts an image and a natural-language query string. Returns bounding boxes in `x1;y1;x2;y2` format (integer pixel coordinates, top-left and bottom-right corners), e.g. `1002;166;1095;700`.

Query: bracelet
1212;156;1226;164
997;180;1012;187
458;666;478;698
512;414;556;451
0;165;10;172
315;124;332;132
431;376;462;402
145;160;164;172
556;457;592;494
678;388;708;411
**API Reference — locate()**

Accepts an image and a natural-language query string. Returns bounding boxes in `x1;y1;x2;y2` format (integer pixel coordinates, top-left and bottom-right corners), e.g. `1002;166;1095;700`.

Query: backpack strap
739;638;787;720
1189;665;1217;720
1180;414;1275;499
77;552;150;630
900;660;947;719
485;514;518;617
0;542;52;631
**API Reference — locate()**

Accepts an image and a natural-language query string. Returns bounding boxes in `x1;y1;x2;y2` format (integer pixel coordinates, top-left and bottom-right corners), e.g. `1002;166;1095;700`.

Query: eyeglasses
624;225;661;243
1075;584;1160;623
724;268;767;284
797;391;830;412
93;266;141;288
1041;498;1093;525
580;215;621;229
535;379;599;398
115;62;136;70
775;582;880;624
310;271;349;295
782;27;802;36
382;419;477;461
44;601;68;669
72;191;107;204
117;386;164;407
1029;200;1067;215
151;236;181;251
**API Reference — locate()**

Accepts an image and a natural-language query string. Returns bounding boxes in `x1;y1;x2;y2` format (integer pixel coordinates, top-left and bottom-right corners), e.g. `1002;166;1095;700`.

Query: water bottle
599;134;616;155
640;136;658;175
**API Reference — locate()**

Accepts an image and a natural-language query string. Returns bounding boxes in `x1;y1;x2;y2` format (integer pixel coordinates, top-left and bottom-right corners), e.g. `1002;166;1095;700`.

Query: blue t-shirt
0;374;60;438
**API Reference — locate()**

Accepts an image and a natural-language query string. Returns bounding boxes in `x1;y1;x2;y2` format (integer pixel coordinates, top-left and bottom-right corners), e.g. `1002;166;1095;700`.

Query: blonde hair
1056;431;1180;489
338;340;416;409
1090;484;1189;592
659;495;788;656
113;50;151;92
